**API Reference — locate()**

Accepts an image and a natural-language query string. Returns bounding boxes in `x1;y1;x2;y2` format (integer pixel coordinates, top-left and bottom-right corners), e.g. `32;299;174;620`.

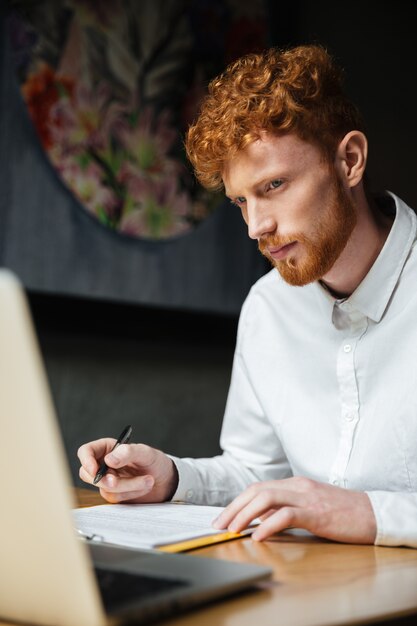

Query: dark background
0;1;416;485
274;1;416;208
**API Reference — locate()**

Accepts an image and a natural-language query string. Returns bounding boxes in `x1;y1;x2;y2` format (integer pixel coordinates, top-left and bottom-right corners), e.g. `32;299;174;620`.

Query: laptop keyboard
95;567;189;612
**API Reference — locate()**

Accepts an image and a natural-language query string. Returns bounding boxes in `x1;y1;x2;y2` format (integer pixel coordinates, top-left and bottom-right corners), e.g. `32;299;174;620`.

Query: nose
246;201;277;240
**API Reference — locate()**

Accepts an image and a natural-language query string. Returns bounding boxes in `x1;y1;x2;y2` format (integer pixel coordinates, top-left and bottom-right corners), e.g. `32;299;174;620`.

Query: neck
320;188;394;298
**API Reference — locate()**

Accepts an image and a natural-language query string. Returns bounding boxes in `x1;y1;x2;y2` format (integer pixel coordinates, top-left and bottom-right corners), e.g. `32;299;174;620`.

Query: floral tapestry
8;0;269;240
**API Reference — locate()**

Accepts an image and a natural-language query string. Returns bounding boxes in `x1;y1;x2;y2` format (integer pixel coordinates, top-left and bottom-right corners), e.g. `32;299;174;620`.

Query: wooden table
1;488;416;626
76;489;417;626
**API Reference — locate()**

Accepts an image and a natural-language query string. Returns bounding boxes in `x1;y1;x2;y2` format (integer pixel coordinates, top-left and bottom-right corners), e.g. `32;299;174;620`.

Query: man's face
222;132;357;286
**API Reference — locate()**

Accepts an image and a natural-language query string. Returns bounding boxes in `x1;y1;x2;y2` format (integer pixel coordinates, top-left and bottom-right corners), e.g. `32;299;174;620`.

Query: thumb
105;442;155;469
105;443;130;468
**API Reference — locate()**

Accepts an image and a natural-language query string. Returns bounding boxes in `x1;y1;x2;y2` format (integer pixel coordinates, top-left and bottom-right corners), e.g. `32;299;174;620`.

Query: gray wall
31;295;237;486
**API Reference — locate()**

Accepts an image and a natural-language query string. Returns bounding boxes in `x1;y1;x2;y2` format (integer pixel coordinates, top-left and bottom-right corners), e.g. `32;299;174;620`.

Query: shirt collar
315;192;417;324
348;192;416;322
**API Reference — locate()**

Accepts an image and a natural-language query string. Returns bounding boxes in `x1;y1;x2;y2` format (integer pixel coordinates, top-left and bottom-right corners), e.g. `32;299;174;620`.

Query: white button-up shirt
171;192;417;548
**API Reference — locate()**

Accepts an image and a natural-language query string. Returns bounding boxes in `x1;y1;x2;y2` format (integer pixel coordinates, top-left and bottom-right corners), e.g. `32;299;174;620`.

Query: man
78;45;417;548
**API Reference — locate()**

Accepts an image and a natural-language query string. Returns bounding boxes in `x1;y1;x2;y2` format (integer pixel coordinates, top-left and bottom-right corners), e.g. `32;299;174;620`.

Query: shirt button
186;489;194;499
343;344;352;353
331;479;340;486
345;412;355;421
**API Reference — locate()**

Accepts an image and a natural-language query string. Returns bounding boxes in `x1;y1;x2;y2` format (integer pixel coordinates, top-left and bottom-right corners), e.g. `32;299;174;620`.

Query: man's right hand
77;439;179;504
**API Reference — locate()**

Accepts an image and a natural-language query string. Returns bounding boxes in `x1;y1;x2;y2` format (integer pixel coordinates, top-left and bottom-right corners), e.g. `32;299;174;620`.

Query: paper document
73;503;257;552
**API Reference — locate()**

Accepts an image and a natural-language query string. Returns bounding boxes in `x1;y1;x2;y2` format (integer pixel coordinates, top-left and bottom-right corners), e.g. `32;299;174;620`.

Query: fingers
78;440;168;501
99;471;154;493
78;439;176;503
215;477;377;545
77;438;116;481
252;507;305;541
78;441;154;483
99;488;153;504
213;482;302;533
259;508;277;521
78;464;155;502
98;473;155;502
104;442;156;470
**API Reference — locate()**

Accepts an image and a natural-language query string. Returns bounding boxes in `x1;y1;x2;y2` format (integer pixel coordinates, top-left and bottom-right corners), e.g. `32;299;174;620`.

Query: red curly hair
185;45;365;190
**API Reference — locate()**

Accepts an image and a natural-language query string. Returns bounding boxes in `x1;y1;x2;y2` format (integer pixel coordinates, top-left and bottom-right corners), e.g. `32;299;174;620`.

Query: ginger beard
258;173;357;286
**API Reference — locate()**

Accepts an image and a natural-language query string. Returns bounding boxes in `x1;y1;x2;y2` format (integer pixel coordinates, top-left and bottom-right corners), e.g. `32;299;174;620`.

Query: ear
334;131;368;188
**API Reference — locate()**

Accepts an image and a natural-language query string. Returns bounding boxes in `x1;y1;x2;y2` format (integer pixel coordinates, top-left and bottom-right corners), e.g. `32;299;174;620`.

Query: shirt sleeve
169;290;292;506
366;491;417;548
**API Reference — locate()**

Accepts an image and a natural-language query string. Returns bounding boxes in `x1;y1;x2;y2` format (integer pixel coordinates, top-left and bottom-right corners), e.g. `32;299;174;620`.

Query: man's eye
269;179;283;190
233;196;246;205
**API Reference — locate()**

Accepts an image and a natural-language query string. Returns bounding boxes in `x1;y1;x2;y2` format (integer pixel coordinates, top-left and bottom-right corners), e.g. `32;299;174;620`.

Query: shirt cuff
167;455;199;502
366;490;417;548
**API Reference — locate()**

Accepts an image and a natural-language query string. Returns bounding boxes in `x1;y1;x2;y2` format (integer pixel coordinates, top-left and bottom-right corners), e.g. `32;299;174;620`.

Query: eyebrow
225;171;287;199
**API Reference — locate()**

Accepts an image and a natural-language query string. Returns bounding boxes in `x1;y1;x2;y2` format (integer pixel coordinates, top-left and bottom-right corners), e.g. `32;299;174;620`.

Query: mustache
258;234;303;254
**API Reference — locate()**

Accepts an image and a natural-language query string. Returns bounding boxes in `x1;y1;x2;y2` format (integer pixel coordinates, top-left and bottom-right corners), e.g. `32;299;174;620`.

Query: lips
267;241;297;261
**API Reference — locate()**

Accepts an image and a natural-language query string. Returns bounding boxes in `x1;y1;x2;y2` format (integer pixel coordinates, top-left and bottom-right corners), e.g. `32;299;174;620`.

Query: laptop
0;270;271;626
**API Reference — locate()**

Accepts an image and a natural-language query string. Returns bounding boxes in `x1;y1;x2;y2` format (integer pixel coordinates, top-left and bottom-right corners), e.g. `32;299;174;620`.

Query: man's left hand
212;477;377;544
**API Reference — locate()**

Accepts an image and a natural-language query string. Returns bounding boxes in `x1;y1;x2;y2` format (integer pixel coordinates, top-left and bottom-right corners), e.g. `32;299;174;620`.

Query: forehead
222;132;324;194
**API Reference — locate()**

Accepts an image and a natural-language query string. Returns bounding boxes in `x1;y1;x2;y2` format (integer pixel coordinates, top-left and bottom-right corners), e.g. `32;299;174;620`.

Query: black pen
93;425;133;485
